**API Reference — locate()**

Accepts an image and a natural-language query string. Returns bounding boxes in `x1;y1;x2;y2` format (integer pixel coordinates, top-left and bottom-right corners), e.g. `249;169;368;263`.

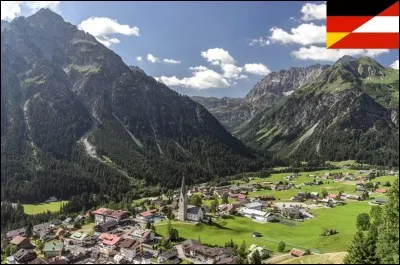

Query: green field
23;201;67;215
156;201;373;253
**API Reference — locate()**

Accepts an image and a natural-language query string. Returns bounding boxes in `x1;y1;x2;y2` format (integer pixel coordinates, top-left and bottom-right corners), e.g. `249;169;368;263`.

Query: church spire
178;176;187;221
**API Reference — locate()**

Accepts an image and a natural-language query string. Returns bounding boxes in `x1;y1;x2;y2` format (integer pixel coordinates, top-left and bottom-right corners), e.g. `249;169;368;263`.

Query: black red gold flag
327;0;399;49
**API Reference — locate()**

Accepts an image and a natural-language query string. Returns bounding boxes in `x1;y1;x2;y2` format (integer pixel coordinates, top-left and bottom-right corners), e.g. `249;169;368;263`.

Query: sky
1;1;399;98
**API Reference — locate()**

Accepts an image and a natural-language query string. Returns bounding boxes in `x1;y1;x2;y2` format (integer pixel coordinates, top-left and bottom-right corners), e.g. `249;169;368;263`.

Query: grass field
156;201;372;253
23;201;67;215
277;252;347;264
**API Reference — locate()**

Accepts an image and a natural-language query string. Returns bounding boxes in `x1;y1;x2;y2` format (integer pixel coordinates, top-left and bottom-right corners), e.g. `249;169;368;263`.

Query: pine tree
344;231;368;264
26;222;33;238
239;240;247;258
250;249;261;264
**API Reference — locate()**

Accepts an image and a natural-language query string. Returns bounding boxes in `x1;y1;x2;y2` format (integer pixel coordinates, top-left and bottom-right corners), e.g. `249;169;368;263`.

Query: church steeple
178;176;187;221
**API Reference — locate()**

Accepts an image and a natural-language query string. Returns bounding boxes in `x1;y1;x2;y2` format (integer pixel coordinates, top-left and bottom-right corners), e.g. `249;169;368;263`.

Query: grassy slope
23;201;67;215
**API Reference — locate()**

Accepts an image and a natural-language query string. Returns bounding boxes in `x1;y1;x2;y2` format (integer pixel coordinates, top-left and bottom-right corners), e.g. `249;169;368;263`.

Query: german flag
327;0;399;49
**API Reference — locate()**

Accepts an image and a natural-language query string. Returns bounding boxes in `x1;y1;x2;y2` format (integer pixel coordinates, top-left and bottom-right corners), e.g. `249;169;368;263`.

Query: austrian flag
327;0;399;49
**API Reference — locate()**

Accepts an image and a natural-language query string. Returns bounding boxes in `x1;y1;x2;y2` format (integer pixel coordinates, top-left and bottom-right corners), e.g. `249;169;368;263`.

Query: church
178;176;204;222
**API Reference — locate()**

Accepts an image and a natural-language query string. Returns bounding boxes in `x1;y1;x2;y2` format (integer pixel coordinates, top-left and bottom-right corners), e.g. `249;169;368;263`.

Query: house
12;249;37;264
182;239;233;263
45;196;58;203
7;228;26;240
33;222;51;235
182;239;202;257
92;208;131;225
328;194;337;199
241;208;275;222
237;194;247;200
74;215;85;223
43;241;63;258
132;229;155;243
280;208;304;220
369;198;388;205
138;209;157;220
10;236;35;250
63;218;73;225
290;248;305;257
119;238;140;262
310;192;319;198
157;250;180;264
356;186;366;192
244;202;263;210
37;229;54;242
98;233;122;248
346;194;362;201
94;220;118;232
187;206;204;222
218;204;235;215
375;189;387;193
69;232;88;241
50;220;62;227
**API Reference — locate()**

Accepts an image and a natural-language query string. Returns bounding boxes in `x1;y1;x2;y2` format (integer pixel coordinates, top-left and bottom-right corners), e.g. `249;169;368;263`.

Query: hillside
1;9;262;203
238;56;399;166
192;64;328;132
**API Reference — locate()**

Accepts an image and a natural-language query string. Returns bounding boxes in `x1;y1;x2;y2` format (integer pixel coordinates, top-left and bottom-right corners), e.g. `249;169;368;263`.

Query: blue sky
1;1;399;97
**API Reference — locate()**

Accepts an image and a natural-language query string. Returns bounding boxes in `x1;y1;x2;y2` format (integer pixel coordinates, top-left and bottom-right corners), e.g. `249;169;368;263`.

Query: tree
344;231;368;264
357;213;370;231
304;249;311;255
221;193;229;204
26;222;33;238
238;241;247;258
250;249;261;264
189;195;202;207
73;222;82;229
36;241;44;253
362;190;369;200
146;221;151;229
364;182;374;190
376;178;399;264
384;181;391;187
321;189;328;198
151;223;156;232
9;245;17;255
210;198;219;214
277;241;286;252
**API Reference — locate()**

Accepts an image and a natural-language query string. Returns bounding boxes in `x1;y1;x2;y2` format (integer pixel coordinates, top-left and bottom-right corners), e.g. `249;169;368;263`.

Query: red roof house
290;248;305;257
375;189;387;193
99;233;121;246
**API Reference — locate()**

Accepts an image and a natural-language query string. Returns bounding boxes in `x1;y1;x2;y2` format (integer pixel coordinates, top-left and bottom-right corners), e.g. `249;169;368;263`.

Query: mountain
1;9;262;203
192;64;328;132
238;56;399;166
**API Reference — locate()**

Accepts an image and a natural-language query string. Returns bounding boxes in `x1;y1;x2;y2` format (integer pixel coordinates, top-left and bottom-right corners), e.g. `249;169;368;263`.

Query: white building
244;202;263;210
241;208;275;222
186;206;204;222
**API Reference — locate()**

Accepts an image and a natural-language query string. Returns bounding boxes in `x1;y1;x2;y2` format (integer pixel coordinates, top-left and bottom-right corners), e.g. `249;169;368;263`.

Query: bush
304;249;311;255
321;228;338;236
277;241;286;252
384;181;391;187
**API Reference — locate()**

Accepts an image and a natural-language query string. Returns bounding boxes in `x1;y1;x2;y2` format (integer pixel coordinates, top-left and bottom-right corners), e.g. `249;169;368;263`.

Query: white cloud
78;17;139;47
155;66;230;89
201;48;235;66
390;59;399;70
292;46;389;62
147;53;159;63
1;1;61;21
269;23;326;45
244;63;271;76
249;37;271;47
221;64;247;79
136;56;142;62
163;58;181;64
301;2;326;21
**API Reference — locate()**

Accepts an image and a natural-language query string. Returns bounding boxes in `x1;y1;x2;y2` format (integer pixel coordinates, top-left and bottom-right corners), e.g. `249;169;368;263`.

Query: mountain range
1;9;262;203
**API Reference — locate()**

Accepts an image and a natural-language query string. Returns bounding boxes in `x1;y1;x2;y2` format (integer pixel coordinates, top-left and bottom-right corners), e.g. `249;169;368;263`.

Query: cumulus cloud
201;48;235;66
244;63;271;76
292;46;389;62
221;64;247;79
301;2;326;21
147;54;159;63
1;1;61;21
78;17;139;47
155;66;230;89
269;23;326;45
163;58;181;64
136;56;142;62
390;59;399;70
249;37;271;47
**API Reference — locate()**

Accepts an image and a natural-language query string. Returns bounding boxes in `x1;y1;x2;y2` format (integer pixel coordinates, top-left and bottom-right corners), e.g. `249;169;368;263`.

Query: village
3;169;397;264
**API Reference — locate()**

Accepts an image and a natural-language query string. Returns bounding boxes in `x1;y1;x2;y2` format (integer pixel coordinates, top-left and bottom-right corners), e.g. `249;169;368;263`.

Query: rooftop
99;233;121;246
43;241;63;252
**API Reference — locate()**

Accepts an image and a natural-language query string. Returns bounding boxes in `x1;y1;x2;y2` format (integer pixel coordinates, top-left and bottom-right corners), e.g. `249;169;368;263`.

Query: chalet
12;249;37;264
244;202;263;210
45;197;58;203
43;241;63;258
290;248;305;257
157;250;180;264
37;229;54;242
50;220;62;227
328;194;337;199
63;218;73;225
119;238;139;262
369;198;388;205
187;206;204;222
92;208;131;225
69;232;88;242
218;204;235;215
138;209;157;220
182;239;233;263
7;228;26;240
33;222;51;235
10;236;35;250
94;220;118;232
241;208;275;222
280;208;304;220
310;192;319;198
375;189;387;193
132;229;155;243
237;194;247;200
98;233;122;249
